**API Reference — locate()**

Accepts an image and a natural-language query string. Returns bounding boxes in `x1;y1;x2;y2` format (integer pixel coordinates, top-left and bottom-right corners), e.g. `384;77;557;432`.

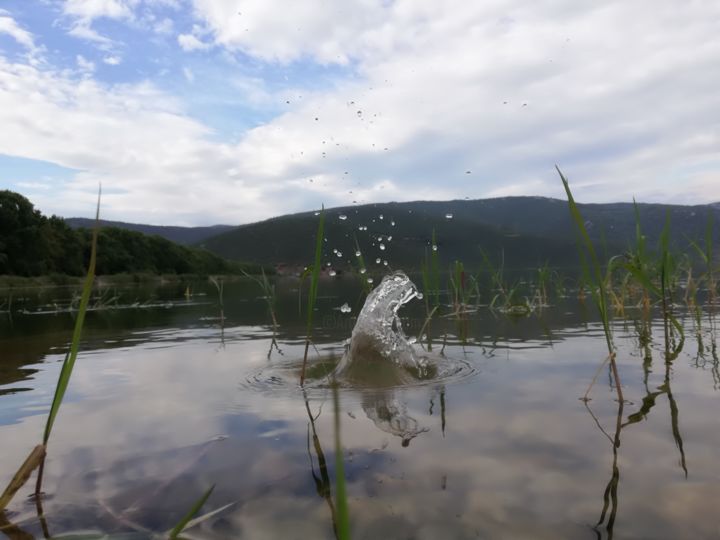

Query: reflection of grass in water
332;382;350;540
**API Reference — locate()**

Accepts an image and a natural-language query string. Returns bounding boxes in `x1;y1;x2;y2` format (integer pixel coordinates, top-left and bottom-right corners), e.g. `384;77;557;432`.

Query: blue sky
0;0;718;225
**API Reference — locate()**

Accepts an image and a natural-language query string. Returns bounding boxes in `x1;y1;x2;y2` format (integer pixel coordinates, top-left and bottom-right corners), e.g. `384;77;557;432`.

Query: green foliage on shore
0;190;259;277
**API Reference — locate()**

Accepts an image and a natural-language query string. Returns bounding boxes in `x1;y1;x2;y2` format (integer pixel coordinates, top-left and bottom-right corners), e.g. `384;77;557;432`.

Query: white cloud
3;1;720;226
153;17;174;35
62;0;138;21
177;32;210;51
76;54;96;73
67;20;116;47
188;0;387;63
179;0;720;207
103;55;122;65
0;13;37;50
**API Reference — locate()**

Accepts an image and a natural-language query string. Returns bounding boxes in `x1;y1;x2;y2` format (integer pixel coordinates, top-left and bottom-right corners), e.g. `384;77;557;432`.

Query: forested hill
0;191;255;277
65;218;233;245
197;197;720;270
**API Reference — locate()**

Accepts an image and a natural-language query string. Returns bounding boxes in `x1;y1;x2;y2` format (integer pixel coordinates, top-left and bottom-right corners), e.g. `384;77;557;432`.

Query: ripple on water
241;348;480;397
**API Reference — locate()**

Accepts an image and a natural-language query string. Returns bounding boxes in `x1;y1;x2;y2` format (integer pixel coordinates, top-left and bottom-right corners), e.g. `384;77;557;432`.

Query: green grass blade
332;383;350;540
431;229;440;307
43;189;100;445
168;484;215;539
354;236;371;294
306;206;325;338
557;166;613;353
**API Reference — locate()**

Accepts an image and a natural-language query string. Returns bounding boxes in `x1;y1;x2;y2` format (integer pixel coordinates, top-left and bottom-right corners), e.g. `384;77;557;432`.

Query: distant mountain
65;218;234;245
197;197;720;271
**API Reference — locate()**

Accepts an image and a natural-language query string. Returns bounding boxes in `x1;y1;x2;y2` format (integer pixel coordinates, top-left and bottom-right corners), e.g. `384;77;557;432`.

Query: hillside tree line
0;190;253;277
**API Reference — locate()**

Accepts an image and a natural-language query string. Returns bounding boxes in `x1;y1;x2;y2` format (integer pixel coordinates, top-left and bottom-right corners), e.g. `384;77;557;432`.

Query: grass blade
168;485;215;539
0;445;45;510
301;206;325;385
42;189;101;445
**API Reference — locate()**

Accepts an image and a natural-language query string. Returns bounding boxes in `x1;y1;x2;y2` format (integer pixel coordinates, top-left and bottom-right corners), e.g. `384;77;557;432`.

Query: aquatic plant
557;167;624;402
300;206;325;385
243;268;278;329
353;236;372;295
0;189;100;510
168;485;215;539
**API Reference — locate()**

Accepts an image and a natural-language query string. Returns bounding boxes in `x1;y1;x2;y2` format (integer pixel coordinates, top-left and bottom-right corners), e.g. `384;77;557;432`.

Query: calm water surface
1;278;719;539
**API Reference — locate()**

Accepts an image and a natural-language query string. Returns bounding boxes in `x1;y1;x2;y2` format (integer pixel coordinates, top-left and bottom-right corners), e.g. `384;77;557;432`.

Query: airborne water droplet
416;292;424;300
432;244;438;251
375;257;381;263
360;268;367;274
379;214;384;220
329;270;337;276
336;251;343;257
339;214;347;220
339;302;351;313
387;236;392;241
383;260;388;266
355;250;361;257
445;213;453;220
379;243;386;251
367;277;374;284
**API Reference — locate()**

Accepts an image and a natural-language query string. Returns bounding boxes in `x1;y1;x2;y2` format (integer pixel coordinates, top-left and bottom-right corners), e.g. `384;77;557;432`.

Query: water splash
334;272;423;378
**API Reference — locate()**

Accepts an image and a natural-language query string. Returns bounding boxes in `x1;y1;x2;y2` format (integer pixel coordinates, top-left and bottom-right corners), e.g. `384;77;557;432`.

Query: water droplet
375;258;381;263
355;250;361;257
360;268;367;274
339;302;351;313
326;262;331;266
391;221;395;226
383;260;388;266
336;251;343;257
379;243;386;251
379;214;384;220
314;211;320;216
367;277;374;284
339;214;347;220
445;213;454;220
329;270;337;276
387;236;392;241
416;292;424;300
432;244;438;251
333;248;338;254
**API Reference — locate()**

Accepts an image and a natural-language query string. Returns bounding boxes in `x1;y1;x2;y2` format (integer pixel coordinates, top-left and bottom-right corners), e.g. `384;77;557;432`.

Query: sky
0;0;718;226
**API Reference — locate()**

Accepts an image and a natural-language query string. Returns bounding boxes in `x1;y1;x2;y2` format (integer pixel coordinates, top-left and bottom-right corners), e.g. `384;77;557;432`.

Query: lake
1;277;719;539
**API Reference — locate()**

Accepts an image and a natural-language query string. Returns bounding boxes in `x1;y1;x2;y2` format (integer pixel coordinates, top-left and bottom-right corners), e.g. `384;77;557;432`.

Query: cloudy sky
0;1;718;225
